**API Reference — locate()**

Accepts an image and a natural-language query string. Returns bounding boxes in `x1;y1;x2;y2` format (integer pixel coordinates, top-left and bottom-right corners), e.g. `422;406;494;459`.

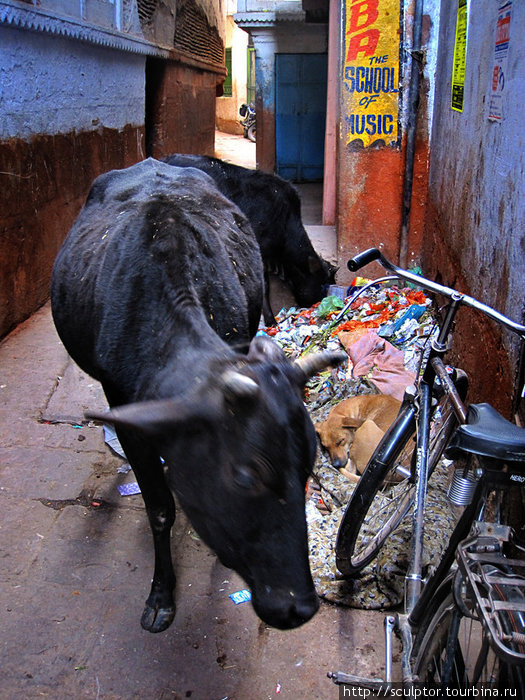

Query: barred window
247;47;255;104
223;48;233;97
136;0;158;26
174;0;224;65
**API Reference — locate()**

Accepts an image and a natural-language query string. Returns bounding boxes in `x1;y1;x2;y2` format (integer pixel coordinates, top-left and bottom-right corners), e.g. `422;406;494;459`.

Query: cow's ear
329;262;340;277
85;399;213;435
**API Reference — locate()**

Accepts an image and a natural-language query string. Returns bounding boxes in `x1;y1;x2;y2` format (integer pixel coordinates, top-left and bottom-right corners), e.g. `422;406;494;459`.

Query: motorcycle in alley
239;103;256;143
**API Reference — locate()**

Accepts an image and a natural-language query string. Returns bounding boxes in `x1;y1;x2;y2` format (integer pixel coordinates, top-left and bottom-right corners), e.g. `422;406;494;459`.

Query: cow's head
293;256;339;309
90;337;346;629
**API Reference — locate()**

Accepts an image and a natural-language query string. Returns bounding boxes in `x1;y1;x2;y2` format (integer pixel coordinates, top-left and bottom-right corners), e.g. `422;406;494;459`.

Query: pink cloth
347;330;415;401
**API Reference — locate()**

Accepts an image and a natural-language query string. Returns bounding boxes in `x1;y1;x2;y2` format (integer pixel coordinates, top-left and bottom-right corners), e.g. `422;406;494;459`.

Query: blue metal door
275;53;328;182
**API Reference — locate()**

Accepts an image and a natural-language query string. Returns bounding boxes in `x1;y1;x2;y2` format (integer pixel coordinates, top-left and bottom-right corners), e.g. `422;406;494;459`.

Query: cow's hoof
140;603;176;633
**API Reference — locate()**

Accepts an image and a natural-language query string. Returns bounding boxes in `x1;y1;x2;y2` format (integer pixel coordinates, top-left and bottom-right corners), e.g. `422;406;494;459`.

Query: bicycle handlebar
347;248;525;338
347;248;383;271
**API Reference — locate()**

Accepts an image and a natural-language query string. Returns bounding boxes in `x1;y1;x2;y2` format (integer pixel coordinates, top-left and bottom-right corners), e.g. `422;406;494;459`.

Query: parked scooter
239;103;256;143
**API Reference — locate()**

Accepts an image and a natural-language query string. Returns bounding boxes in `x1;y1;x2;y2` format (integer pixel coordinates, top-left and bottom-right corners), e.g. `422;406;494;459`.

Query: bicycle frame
398;472;485;686
405;353;468;612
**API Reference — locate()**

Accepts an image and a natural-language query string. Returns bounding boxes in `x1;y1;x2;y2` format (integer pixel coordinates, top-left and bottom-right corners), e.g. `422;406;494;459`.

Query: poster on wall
488;1;513;122
342;0;401;149
451;0;468;112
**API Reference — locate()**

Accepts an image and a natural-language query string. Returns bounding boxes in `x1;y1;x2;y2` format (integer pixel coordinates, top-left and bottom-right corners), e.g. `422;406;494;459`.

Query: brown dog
315;395;401;481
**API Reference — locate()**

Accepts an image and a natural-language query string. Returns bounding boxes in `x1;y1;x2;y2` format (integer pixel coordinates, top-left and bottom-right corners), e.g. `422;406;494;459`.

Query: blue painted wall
422;0;524;411
0;27;145;140
425;0;524;353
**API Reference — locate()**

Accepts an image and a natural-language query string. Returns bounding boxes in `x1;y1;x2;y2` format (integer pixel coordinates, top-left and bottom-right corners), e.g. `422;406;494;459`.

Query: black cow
51;158;345;633
164;154;337;325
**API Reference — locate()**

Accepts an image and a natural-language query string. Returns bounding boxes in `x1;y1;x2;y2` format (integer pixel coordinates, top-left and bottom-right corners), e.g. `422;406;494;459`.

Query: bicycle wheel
335;376;465;577
412;572;525;690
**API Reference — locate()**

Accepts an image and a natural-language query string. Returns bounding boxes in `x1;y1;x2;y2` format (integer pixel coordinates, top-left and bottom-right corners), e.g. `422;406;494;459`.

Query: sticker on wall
342;0;401;149
488;1;512;122
451;0;468;112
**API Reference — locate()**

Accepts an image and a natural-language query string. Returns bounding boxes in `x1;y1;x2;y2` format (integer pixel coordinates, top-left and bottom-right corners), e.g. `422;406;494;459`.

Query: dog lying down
315;394;402;483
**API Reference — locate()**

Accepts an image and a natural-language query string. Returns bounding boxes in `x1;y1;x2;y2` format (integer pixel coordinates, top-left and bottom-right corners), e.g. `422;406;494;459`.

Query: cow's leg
262;267;277;326
115;428;177;633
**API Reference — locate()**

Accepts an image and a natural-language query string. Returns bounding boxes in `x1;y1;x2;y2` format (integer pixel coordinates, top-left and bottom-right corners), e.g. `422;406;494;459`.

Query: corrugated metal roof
0;1;170;57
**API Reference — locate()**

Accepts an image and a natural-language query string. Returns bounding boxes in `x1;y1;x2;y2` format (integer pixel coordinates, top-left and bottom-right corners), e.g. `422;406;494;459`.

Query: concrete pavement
0;136;390;699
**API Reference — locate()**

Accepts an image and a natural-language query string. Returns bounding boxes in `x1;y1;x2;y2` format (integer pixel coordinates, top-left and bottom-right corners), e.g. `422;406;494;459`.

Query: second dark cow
51;159;345;633
164;154;337;324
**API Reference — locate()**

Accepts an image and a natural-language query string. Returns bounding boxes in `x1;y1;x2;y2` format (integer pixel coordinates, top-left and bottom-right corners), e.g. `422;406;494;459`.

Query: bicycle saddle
446;403;525;462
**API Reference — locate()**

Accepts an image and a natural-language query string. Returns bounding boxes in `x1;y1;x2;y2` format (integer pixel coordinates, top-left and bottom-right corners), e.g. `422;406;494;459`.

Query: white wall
216;14;249;134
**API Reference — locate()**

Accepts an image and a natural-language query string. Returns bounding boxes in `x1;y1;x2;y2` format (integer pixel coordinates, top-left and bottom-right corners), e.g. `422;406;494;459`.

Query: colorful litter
257;276;435;404
229;589;252;605
117;482;141;497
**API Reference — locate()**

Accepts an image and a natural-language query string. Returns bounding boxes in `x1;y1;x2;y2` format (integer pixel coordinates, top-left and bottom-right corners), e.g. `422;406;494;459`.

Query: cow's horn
85;399;191;434
221;369;260;400
294;351;348;380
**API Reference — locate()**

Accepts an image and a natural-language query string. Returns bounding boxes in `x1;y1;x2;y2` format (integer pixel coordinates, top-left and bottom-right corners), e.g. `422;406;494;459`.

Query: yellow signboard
343;0;401;149
451;0;468;112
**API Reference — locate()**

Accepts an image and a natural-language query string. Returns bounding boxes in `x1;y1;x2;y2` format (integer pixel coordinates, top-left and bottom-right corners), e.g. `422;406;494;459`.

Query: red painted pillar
336;0;404;282
336;0;431;282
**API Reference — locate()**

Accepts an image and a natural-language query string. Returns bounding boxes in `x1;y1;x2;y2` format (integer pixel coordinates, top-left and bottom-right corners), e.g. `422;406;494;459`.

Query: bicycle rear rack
328;525;525;692
456;523;525;667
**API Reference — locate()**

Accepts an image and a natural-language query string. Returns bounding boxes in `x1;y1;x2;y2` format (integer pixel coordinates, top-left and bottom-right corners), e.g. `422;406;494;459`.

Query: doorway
275;53;328;182
145;56;165;158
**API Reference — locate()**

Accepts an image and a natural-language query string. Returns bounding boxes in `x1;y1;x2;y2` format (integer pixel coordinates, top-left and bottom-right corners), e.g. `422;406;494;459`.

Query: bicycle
327;248;525;690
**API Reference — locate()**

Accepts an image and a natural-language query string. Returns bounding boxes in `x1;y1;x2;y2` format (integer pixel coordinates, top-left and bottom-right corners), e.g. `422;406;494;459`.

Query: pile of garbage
259;278;434;406
258;279;456;610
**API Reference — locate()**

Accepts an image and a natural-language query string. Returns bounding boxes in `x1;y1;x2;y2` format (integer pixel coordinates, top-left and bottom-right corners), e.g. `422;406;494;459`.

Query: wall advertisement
343;0;401;149
451;0;468;112
488;1;513;122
